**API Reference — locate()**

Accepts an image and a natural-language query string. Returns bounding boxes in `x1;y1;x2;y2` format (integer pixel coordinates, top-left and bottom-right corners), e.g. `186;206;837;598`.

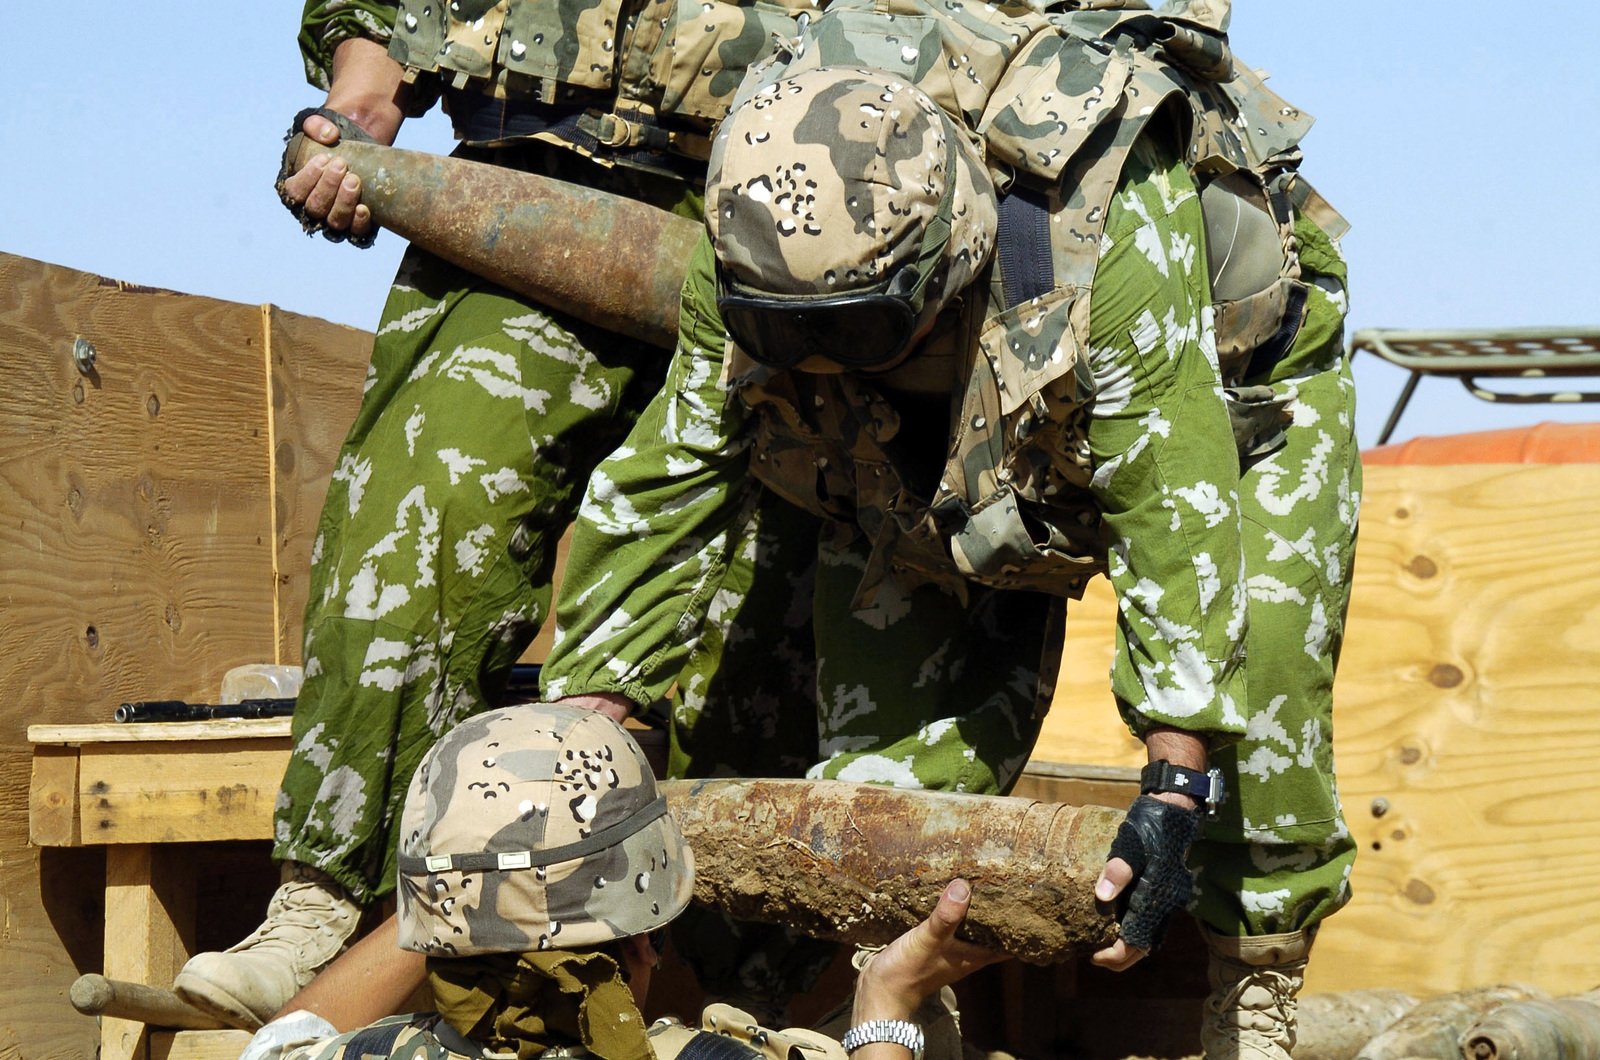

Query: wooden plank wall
0;253;370;1059
1036;460;1600;998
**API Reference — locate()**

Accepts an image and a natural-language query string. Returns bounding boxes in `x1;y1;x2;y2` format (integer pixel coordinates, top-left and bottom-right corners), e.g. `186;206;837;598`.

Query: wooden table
29;719;288;1060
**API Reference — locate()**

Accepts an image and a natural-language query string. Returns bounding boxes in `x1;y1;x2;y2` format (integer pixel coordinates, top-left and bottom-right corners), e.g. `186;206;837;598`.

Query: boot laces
226;879;355;958
1215;966;1296;1031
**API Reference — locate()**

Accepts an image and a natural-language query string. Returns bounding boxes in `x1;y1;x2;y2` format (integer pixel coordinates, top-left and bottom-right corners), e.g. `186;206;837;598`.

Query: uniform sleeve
540;235;761;706
1083;139;1249;742
242;1010;339;1060
299;1;399;89
1156;0;1230;33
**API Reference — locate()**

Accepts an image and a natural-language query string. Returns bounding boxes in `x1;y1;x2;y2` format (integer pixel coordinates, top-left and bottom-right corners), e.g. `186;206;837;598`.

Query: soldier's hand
1091;794;1202;972
852;879;1006;1026
280;37;407;244
552;693;636;724
282;114;374;242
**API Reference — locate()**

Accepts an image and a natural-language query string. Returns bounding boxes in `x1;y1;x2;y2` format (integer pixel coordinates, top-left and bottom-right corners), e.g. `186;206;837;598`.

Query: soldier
175;0;829;1028
239;702;997;1060
536;6;1361;1056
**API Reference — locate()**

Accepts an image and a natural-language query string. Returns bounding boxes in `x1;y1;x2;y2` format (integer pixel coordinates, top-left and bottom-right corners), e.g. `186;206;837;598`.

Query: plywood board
262;305;372;662
0;252;318;1059
1308;462;1600;995
1035;578;1141;770
0;256;280;715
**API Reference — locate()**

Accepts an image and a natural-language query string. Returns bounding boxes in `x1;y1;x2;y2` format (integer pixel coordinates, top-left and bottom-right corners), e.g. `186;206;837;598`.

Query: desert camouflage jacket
300;0;819;170
725;0;1342;599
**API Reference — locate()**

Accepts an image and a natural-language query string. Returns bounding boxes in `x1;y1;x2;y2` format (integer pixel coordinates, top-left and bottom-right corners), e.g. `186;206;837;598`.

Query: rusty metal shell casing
287;136;701;350
660;778;1123;965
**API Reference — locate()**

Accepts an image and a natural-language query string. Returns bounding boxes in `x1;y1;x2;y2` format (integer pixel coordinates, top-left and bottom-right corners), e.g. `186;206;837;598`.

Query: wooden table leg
103;845;198;1060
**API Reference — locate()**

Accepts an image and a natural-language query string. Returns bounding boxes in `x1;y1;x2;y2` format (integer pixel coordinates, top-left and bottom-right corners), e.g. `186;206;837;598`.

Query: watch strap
1140;759;1226;816
840;1019;925;1059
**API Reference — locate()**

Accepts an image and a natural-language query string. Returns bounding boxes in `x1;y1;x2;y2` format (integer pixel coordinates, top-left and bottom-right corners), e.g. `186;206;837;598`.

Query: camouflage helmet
396;704;694;956
707;65;997;370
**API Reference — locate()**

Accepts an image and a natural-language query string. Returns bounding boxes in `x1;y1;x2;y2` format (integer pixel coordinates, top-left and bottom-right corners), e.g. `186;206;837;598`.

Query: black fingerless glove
1106;794;1203;951
275;106;379;249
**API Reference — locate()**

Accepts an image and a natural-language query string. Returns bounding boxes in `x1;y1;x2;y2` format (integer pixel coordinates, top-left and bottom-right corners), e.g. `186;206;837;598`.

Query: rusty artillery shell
1461;990;1600;1060
287;135;701;350
1355;984;1547;1060
659;778;1123;965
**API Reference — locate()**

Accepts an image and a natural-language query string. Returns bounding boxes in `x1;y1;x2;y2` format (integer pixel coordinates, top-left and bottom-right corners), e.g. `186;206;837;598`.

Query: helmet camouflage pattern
707;65;996;316
396;704;694;956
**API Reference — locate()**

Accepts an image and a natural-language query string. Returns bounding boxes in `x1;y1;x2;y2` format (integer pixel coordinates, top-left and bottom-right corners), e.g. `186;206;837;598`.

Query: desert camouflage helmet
396;704;694;956
707;65;997;368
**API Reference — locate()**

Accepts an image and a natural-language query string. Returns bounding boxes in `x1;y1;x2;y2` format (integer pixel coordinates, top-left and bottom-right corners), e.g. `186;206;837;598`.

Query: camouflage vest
386;0;818;168
729;0;1344;605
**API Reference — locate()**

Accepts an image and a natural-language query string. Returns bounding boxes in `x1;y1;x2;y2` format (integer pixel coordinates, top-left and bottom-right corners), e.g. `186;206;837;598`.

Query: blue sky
4;4;1596;447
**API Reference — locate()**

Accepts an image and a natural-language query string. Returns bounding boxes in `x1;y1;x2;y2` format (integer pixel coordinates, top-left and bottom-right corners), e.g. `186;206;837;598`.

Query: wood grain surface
0;253;371;1058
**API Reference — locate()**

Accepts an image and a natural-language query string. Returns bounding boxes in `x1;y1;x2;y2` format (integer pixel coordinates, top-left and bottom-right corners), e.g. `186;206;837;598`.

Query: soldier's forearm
269;915;424;1030
325;36;408;145
1142;725;1208;811
1143;725;1207;769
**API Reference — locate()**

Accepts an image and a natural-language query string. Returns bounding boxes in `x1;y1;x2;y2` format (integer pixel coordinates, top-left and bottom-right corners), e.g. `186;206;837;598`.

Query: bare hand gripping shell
1106;795;1202;951
396;704;695;956
275;106;379;248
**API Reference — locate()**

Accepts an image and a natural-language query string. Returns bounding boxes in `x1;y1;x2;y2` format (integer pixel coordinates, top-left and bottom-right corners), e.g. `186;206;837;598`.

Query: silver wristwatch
841;1019;925;1059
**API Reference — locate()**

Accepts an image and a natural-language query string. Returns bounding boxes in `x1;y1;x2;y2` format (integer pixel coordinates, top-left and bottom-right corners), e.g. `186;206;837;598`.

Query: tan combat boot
173;863;361;1030
1200;928;1314;1060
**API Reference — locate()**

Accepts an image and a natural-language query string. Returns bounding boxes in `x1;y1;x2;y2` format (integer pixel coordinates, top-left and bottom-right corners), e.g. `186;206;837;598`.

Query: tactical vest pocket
1214;277;1306;378
979;31;1130;187
656;0;806;122
746;406;855;522
975;286;1088;418
1223;383;1293;461
501;0;630;88
948;485;1103;598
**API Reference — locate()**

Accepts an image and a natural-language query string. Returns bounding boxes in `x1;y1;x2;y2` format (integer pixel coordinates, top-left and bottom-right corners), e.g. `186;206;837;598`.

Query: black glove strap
275;107;379;249
1107;795;1203;951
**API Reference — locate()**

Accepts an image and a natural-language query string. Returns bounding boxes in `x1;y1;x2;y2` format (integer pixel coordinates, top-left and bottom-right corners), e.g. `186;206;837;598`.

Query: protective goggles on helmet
717;134;958;371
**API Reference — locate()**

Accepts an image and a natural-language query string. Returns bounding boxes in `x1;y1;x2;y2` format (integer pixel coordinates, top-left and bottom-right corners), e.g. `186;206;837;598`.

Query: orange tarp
1363;422;1600;465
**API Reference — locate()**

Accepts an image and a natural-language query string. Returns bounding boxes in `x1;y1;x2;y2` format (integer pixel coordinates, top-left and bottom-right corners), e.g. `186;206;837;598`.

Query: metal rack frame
1351;327;1600;444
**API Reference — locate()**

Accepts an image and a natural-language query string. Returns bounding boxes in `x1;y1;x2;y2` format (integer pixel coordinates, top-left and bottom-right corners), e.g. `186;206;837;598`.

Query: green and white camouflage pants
273;238;665;899
543;143;1357;938
272;149;823;903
